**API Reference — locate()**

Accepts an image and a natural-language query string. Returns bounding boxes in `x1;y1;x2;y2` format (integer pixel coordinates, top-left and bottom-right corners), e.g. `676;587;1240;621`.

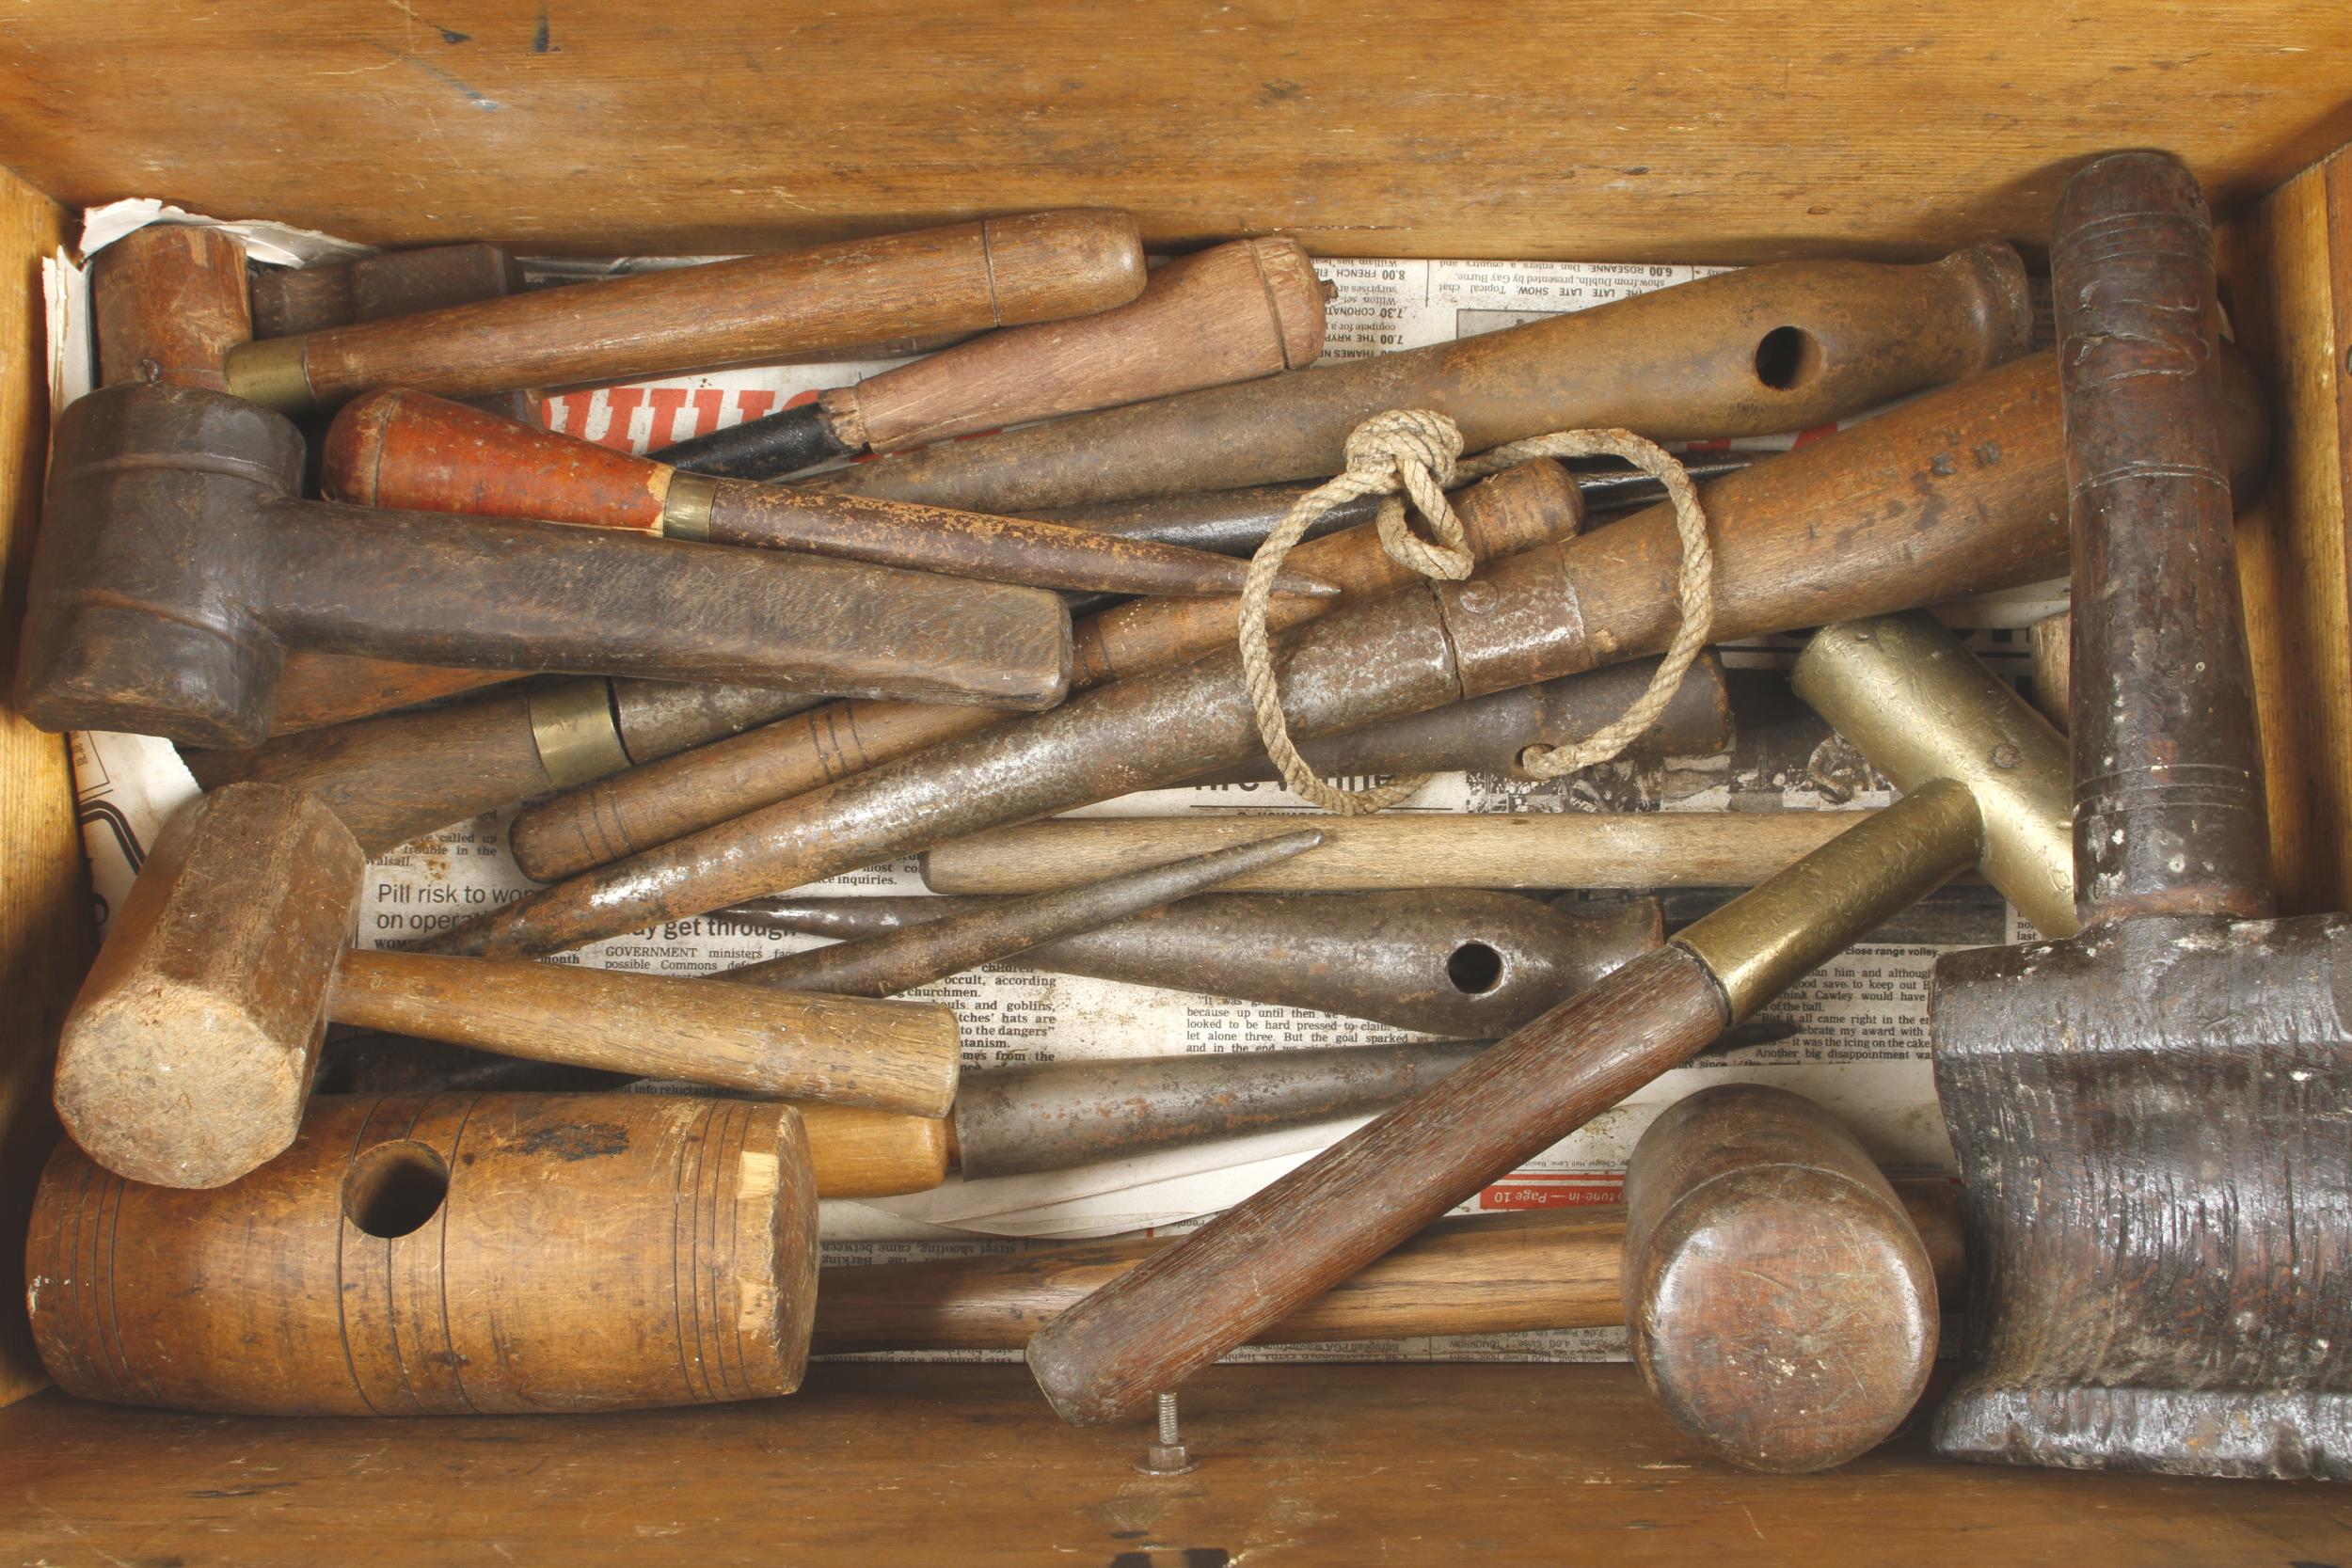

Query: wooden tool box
4;7;2351;1561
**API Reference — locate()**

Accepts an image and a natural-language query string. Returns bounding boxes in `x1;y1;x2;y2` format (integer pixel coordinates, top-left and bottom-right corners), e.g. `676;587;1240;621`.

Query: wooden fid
25;1094;819;1416
1622;1085;1939;1473
50;783;958;1189
322;388;1339;599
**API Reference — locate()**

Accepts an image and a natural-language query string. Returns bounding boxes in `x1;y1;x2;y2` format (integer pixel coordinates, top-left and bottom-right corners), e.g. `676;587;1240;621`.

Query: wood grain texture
809;245;2030;512
839;236;1327;451
810;1179;1964;1354
267;653;528;736
0;166;78;1408
87;224;250;389
228;211;1145;409
331;952;960;1116
925;814;1862;894
1621;1085;1937;1473
4;4;2350;263
7;1361;2352;1566
2219;144;2352;914
25;1094;818;1416
1027;946;1730;1424
503;459;1578;882
785;1102;953;1197
52;784;365;1191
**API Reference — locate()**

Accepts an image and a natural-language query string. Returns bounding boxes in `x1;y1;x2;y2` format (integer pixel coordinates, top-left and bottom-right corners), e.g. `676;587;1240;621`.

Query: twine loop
1235;410;1716;815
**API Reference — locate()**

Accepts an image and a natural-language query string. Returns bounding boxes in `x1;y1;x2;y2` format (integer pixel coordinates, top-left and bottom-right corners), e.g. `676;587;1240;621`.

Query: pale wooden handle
791;1102;956;1196
842;237;1327;452
923;812;1864;895
330;951;960;1116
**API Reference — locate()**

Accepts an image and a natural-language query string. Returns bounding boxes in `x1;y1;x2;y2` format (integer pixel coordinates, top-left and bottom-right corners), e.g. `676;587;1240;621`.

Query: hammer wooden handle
803;244;2032;512
250;243;527;339
789;1102;957;1197
840;236;1325;453
331;951;960;1117
922;813;1862;895
808;1178;1965;1354
502;459;1582;882
322;390;1331;599
221;211;1146;412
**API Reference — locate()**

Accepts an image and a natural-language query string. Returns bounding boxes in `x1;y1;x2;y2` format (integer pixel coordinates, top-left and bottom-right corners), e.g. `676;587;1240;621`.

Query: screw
1136;1391;1199;1475
1991;742;2022;769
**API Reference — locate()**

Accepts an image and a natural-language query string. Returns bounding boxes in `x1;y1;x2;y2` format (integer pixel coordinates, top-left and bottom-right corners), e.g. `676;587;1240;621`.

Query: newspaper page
46;231;2058;1364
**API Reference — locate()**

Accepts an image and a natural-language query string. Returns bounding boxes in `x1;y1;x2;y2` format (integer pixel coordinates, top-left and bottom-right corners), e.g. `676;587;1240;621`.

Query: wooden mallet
51;783;959;1190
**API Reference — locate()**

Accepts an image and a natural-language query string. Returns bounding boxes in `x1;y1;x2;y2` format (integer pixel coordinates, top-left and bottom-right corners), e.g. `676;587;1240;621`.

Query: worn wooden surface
2220;145;2352;914
2;3;2349;262
2;1362;2347;1566
923;814;1862;895
0;166;78;1407
503;459;1579;882
25;1094;818;1416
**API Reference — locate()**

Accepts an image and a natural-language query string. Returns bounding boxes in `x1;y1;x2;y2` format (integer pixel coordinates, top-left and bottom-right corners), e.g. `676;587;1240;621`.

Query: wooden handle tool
808;1177;1964;1354
502;457;1584;881
1623;1084;1939;1472
922;813;1860;895
798;244;2032;512
26;1094;819;1416
215;210;1146;413
653;237;1327;479
49;783;958;1190
323;389;1336;599
445;344;2269;961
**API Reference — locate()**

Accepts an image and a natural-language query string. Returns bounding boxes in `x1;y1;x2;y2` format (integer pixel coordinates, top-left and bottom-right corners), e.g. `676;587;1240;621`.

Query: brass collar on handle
658;469;721;542
526;679;630;789
219;336;317;414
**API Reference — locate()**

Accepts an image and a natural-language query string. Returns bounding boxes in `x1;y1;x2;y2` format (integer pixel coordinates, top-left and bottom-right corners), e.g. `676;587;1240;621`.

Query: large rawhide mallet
1929;150;2351;1481
12;384;1071;749
51;782;959;1190
1023;621;2071;1424
321;389;1338;600
215;210;1145;413
26;1093;819;1416
1621;1083;1941;1473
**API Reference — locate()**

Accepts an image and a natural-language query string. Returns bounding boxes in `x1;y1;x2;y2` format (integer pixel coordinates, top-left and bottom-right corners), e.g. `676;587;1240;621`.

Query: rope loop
1235;410;1717;812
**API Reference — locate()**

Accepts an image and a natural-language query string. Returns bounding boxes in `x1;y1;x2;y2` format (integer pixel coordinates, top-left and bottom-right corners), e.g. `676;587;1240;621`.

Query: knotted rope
1235;409;1716;814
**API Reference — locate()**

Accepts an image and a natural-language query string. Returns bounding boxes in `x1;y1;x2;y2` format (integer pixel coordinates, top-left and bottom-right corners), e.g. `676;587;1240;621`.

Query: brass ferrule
219;335;317;414
1791;611;2075;938
658;470;721;543
526;679;629;789
1672;778;1984;1023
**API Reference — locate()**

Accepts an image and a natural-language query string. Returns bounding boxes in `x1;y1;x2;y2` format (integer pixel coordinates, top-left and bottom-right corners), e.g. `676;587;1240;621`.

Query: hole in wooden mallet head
342;1140;451;1239
1753;325;1823;391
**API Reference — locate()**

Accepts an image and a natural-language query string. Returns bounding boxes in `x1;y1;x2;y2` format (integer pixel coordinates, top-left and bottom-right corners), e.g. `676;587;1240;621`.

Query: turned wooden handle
837;237;1327;452
1025;946;1730;1423
1622;1084;1938;1472
810;1179;1965;1354
223;210;1146;411
323;389;1308;598
90;225;253;391
502;458;1581;883
923;813;1862;895
789;1102;957;1197
330;951;960;1117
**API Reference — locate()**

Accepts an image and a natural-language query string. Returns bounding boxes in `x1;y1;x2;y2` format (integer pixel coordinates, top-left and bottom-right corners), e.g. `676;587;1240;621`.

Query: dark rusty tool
726;890;1663;1037
808;1176;1965;1354
323;390;1337;600
796;245;2031;512
652;237;1327;479
13;384;1071;748
1929;150;2349;1480
182;678;834;856
1179;653;1734;785
501;458;1585;883
442;344;2267;961
1622;1084;1940;1473
1017;611;2078;1425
